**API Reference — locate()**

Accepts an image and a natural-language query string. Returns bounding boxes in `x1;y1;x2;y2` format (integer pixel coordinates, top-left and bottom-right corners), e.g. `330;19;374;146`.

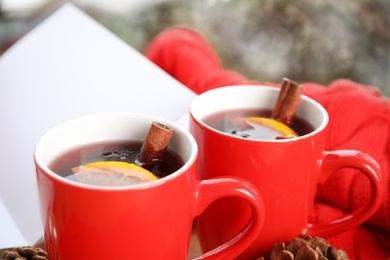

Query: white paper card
0;3;196;248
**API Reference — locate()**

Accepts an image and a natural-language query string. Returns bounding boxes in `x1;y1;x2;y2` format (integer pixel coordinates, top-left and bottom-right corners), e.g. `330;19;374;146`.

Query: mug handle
191;177;265;260
307;150;385;237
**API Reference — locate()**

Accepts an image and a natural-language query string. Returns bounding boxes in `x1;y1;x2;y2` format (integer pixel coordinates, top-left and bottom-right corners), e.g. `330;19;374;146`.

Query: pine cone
0;246;48;260
257;234;349;260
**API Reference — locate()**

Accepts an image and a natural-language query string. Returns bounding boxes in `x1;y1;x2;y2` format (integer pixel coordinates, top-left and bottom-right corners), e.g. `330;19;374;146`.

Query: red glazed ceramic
34;113;265;260
190;86;385;259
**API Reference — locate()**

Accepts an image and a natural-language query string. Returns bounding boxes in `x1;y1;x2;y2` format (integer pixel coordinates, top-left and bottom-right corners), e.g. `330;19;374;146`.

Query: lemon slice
245;117;298;138
70;161;159;186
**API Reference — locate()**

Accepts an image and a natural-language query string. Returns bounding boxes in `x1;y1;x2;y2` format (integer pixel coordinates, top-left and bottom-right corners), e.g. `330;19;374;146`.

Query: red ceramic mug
34;113;265;260
189;86;385;259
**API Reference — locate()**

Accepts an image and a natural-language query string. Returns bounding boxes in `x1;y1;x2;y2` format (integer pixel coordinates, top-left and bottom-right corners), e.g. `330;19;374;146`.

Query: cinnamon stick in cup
272;78;303;127
272;78;291;120
138;122;175;163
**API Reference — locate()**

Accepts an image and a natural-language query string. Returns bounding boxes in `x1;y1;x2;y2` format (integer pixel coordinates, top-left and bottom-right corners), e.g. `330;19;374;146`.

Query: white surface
0;3;196;248
0;199;27;247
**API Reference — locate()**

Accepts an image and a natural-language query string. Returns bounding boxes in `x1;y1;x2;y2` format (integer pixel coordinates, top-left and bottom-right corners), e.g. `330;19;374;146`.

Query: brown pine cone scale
1;246;48;260
257;234;349;260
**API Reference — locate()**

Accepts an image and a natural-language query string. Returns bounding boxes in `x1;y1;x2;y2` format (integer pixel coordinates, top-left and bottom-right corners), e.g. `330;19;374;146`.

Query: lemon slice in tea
245;117;298;139
70;161;159;186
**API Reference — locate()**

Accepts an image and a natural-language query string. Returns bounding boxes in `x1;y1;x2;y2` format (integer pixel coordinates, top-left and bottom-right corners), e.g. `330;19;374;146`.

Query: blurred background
1;0;389;97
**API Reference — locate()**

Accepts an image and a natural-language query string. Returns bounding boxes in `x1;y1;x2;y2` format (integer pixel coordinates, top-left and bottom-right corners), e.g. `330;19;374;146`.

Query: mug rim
34;112;198;191
190;85;328;143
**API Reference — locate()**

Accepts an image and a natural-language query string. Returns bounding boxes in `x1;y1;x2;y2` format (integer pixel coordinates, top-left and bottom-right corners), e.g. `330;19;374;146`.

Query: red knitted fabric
145;27;390;260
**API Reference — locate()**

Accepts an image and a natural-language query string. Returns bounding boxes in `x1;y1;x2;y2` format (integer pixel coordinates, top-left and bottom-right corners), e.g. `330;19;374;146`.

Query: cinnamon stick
272;78;302;127
280;81;302;126
272;78;291;119
138;122;174;163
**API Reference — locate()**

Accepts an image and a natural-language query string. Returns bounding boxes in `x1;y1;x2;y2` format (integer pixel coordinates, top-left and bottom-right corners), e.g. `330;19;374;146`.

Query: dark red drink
49;140;184;186
203;108;314;140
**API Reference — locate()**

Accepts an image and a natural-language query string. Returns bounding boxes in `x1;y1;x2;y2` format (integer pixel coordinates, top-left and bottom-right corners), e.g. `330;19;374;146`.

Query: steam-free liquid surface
203;108;314;140
49;140;184;186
